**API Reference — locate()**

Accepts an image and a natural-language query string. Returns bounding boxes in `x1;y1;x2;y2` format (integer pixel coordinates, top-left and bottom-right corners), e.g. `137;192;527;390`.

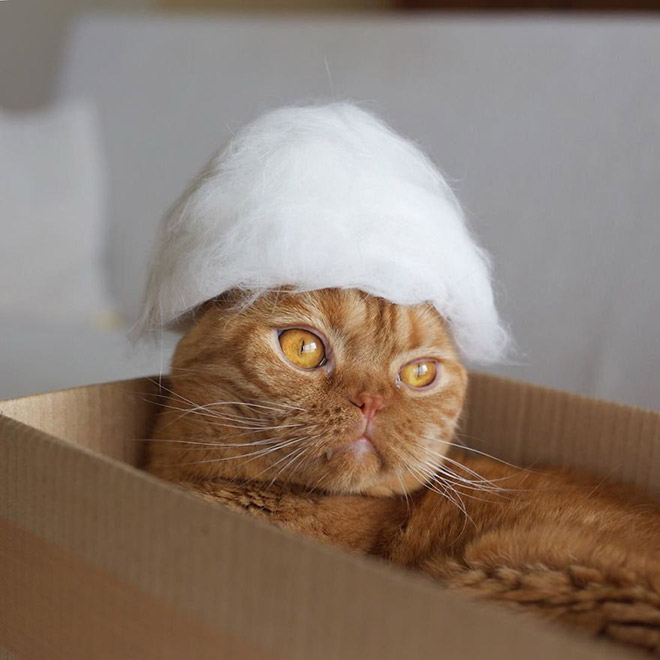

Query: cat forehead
250;289;452;353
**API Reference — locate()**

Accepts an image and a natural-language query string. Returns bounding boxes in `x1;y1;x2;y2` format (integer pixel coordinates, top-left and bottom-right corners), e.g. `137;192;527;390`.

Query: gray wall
60;16;660;409
0;0;153;110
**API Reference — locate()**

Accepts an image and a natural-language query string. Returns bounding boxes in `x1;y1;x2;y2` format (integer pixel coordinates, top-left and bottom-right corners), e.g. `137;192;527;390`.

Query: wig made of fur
137;102;509;364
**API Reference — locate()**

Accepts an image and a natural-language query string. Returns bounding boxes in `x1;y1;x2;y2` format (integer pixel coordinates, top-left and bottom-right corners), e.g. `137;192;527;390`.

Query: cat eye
399;360;437;389
278;328;327;369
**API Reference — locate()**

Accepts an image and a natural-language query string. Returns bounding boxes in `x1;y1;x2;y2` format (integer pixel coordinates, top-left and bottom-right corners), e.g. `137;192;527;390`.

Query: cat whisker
305;461;334;494
395;471;412;514
147;380;303;423
143;389;299;414
435;474;509;499
143;389;262;429
159;405;280;428
419;439;529;481
133;436;289;450
397;443;475;525
406;465;475;528
424;450;533;494
135;425;310;445
406;463;460;507
199;418;309;433
417;463;507;502
411;441;522;495
172;436;308;467
427;464;505;493
146;379;213;411
432;459;512;490
289;435;327;475
204;399;307;413
406;438;495;483
190;409;278;424
146;378;308;413
424;436;537;473
249;434;323;484
153;397;312;430
235;436;326;474
151;401;311;433
267;444;315;488
420;473;475;530
454;430;493;448
149;400;268;424
285;447;318;486
164;369;308;412
165;365;224;376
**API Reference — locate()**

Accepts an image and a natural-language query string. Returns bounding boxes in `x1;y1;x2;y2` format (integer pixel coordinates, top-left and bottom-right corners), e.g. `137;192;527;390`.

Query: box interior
1;373;658;660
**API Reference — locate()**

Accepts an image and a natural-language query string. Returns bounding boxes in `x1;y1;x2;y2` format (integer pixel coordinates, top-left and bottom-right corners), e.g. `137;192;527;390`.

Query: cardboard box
1;373;658;660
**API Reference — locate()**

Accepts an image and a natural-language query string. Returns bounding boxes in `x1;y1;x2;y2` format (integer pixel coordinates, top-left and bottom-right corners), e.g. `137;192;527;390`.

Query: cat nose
349;393;386;422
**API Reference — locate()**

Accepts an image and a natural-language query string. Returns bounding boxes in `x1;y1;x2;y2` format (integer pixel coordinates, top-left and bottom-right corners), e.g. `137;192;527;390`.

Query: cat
147;288;660;655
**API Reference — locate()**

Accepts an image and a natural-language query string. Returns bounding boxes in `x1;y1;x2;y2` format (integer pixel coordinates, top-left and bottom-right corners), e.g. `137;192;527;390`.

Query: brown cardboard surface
0;376;158;465
464;373;660;499
1;373;657;659
1;518;267;660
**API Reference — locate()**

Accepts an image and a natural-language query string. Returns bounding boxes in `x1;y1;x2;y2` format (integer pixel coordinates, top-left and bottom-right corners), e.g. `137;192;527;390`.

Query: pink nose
350;392;386;422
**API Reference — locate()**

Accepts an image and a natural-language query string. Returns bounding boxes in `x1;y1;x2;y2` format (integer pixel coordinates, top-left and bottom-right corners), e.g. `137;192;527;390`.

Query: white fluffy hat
138;102;508;364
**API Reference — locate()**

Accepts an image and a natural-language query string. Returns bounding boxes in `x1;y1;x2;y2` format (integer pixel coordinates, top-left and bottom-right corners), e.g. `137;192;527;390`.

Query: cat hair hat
138;102;508;364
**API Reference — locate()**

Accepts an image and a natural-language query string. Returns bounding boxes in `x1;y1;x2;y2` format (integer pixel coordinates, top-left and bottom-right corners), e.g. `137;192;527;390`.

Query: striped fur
147;289;660;655
148;288;467;495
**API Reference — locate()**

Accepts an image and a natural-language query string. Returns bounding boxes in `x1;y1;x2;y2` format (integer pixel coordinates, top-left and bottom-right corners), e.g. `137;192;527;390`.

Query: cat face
156;289;467;496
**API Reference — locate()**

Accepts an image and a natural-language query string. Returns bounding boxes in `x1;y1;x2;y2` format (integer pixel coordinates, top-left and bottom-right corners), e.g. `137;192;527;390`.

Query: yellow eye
399;360;437;389
278;329;326;369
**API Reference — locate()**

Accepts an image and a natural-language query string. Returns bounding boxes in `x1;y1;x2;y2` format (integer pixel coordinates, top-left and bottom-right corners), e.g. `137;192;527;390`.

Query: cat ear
195;298;219;318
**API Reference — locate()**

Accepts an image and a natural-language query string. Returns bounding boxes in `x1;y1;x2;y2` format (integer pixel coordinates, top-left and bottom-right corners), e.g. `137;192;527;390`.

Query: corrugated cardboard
1;373;658;659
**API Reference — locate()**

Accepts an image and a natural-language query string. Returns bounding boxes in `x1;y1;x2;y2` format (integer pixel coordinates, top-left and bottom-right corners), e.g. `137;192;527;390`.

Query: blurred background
1;0;658;409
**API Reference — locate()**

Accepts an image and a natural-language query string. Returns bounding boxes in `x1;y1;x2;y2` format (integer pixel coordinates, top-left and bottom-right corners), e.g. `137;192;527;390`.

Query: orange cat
147;289;660;654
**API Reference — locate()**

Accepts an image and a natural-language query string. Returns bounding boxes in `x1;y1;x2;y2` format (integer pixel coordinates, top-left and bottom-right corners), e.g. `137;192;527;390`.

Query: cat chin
314;468;424;498
320;476;420;497
361;483;408;497
301;436;435;496
362;472;427;497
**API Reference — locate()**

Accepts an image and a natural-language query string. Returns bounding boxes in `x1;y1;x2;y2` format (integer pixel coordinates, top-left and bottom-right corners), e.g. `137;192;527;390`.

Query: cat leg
174;478;401;554
422;526;660;655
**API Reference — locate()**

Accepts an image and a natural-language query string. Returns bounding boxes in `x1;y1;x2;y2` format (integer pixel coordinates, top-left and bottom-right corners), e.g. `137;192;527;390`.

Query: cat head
153;288;467;496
